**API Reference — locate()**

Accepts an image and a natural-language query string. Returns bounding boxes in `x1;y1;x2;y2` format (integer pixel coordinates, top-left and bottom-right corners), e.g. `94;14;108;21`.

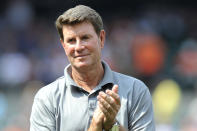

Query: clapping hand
97;85;121;130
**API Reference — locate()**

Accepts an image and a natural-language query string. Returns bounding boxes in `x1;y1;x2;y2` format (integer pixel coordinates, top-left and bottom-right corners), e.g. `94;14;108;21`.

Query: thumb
112;84;118;93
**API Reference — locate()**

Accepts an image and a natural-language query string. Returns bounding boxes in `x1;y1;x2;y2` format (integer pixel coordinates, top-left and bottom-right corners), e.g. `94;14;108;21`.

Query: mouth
74;54;89;58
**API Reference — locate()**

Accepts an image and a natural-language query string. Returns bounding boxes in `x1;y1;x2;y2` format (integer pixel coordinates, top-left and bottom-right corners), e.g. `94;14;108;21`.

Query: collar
64;61;115;90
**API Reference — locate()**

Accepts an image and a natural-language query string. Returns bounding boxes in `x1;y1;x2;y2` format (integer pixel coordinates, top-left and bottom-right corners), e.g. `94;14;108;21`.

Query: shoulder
113;71;137;84
31;76;66;117
34;76;65;102
112;71;149;96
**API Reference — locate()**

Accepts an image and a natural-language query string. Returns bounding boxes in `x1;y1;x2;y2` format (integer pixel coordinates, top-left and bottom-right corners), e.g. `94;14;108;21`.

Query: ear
60;39;65;48
99;30;105;48
60;39;68;53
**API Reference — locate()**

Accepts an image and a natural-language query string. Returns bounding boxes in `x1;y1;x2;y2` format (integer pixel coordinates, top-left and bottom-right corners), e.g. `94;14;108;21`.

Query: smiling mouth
74;54;89;58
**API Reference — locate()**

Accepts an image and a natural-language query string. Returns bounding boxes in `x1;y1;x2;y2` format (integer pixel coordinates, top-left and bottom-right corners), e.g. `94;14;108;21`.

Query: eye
81;35;89;40
67;38;76;43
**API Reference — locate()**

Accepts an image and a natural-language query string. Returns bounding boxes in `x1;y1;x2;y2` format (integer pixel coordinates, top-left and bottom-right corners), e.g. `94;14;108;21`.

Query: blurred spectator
0;92;8;126
0;52;31;86
156;124;174;131
107;18;133;74
2;126;24;131
153;79;182;131
174;38;197;89
16;81;43;130
5;0;34;31
153;79;182;123
130;34;166;76
175;38;197;77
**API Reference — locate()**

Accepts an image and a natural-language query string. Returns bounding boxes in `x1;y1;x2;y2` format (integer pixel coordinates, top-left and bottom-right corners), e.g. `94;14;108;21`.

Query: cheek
64;45;75;56
94;43;102;54
89;41;101;52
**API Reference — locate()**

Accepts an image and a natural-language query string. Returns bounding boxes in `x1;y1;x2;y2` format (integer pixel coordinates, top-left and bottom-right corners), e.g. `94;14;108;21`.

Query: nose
75;40;85;51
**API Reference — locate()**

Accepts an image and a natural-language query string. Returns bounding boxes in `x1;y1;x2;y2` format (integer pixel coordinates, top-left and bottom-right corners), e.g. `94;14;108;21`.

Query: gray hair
55;5;103;40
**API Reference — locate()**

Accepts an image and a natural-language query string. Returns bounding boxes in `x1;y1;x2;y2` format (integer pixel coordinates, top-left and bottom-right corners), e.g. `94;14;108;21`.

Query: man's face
61;21;105;70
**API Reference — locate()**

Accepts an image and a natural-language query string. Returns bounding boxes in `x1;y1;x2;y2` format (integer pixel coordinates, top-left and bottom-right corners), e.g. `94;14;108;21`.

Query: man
30;5;155;131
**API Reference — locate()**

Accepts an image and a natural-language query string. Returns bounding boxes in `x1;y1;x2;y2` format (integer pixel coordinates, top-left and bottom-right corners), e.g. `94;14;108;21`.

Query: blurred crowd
0;0;197;131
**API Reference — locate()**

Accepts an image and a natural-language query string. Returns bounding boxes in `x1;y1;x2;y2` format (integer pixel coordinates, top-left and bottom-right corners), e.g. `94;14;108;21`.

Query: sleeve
128;81;155;131
30;91;56;131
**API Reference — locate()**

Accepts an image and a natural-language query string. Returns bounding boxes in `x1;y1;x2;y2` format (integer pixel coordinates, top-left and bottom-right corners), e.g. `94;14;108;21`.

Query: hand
97;85;121;130
88;107;104;131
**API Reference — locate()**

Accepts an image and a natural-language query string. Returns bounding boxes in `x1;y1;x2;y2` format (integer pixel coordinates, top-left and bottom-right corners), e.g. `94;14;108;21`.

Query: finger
98;101;114;119
99;91;112;104
99;91;120;112
99;92;116;108
97;95;116;115
99;91;119;112
92;105;104;125
95;105;104;117
106;89;121;106
112;84;118;93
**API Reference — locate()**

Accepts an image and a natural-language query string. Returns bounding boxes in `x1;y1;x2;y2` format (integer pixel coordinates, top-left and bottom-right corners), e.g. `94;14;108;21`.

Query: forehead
62;22;97;37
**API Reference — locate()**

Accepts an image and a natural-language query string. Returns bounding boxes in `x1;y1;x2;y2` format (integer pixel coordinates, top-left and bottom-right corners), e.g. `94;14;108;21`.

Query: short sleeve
128;81;155;131
30;91;56;131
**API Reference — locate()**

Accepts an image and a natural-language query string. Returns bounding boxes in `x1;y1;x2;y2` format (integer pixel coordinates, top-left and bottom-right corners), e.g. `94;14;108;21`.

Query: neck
71;62;104;92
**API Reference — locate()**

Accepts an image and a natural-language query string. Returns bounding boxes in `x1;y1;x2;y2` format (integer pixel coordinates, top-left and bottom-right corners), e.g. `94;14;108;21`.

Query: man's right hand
88;106;104;131
89;85;121;131
97;85;121;130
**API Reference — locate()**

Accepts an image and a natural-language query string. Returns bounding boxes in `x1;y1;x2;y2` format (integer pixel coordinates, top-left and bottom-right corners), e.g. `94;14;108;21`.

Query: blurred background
0;0;197;130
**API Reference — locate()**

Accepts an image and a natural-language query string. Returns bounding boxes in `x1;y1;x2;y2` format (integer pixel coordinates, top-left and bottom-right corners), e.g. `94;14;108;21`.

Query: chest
57;88;98;131
54;85;129;131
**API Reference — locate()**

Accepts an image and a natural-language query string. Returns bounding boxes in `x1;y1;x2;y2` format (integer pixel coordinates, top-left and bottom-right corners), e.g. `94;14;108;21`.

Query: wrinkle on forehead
62;22;96;38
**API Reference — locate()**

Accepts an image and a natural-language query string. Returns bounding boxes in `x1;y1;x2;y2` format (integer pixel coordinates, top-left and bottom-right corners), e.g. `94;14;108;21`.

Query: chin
74;61;92;69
